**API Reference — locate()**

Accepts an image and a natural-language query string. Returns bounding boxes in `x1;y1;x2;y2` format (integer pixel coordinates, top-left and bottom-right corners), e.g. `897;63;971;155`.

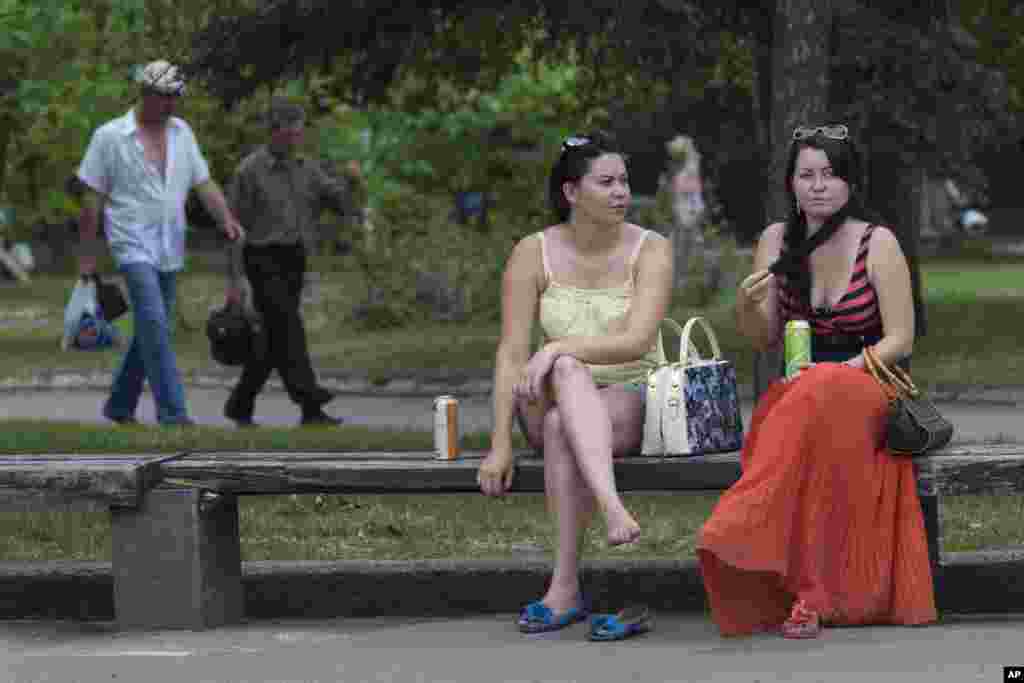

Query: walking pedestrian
223;99;363;427
76;59;244;426
697;123;936;638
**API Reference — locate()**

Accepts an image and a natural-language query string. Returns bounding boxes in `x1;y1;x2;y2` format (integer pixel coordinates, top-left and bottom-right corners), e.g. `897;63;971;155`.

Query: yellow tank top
537;229;666;385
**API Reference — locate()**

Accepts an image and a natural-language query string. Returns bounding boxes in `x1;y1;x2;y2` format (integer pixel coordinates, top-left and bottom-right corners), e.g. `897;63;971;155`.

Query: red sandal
780;599;821;639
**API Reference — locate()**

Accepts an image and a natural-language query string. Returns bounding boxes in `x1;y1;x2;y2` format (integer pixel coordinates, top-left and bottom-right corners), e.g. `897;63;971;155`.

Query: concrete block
111;488;243;630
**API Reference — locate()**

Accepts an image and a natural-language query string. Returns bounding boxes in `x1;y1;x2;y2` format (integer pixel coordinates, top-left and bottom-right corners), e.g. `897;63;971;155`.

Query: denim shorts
598;380;646;393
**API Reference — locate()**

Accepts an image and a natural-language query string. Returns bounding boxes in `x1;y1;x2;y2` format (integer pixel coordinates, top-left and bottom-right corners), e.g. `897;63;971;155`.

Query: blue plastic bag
70;312;121;350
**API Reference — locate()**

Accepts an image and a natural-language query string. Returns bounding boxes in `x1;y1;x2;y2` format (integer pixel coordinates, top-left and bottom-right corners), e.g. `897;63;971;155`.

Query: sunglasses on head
561;135;593;151
792;124;849;141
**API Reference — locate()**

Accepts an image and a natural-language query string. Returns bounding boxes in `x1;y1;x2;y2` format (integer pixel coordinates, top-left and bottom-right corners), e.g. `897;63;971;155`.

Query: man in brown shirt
224;99;362;427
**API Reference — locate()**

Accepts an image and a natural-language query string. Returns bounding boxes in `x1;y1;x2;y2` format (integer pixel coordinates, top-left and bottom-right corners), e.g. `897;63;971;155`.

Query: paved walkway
3;613;1021;682
1;385;1021;443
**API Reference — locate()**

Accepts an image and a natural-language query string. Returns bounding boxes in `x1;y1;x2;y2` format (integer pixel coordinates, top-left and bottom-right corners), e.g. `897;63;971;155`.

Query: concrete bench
3;444;1024;630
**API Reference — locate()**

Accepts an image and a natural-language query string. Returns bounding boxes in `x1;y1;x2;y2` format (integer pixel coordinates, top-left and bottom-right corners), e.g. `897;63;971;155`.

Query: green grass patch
2;256;1024;388
922;263;1024;301
0;420;519;453
2;250;1024;562
1;490;1020;561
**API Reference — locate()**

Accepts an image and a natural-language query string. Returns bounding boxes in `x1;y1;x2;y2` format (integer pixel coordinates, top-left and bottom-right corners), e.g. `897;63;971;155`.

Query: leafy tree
188;1;1020;239
0;0;268;251
0;2;154;247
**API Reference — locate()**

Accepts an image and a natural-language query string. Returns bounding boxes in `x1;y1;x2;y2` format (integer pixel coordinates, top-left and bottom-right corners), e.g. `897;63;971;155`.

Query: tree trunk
766;0;833;222
863;125;928;335
754;0;833;399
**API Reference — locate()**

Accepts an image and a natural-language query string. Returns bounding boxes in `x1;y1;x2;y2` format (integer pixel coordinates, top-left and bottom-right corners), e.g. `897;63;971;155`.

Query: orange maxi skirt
697;363;937;636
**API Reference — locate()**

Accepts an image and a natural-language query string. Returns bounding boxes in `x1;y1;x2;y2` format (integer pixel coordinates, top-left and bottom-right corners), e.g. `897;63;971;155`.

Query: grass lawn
2;481;1021;562
0;421;1020;562
2;244;1023;388
1;239;1022;562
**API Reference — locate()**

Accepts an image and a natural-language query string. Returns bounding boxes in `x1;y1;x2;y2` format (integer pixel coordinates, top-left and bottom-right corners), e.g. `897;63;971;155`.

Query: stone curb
0;553;1022;622
1;370;1022;405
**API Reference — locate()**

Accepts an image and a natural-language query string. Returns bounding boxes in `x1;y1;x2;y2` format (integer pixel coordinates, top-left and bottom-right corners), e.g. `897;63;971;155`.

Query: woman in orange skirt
697;124;937;638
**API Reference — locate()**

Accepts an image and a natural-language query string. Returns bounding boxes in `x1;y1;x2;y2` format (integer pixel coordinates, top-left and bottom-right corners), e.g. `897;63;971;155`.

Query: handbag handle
863;346;917;400
655;318;690;364
654;317;724;365
679;316;723;364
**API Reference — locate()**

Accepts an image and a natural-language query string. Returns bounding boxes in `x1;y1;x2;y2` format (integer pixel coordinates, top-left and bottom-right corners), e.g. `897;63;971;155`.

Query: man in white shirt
77;60;244;426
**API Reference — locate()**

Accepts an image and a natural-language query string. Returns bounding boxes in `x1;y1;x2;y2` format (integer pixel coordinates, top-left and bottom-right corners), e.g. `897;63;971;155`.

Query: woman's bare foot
606;508;641;547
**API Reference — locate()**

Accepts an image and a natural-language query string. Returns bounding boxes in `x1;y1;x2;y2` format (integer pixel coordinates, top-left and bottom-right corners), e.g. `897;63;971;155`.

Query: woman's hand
514;346;560;403
738;270;775;309
477;448;516;497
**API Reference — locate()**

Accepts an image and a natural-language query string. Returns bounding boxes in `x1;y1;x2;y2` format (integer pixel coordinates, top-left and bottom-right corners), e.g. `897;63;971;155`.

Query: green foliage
0;0;263;243
335;184;521;328
304;59;600;327
0;2;149;234
314;60;582;207
957;0;1024;112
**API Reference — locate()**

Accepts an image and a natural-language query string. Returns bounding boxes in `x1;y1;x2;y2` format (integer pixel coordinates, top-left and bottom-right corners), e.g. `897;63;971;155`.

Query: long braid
769;204;853;310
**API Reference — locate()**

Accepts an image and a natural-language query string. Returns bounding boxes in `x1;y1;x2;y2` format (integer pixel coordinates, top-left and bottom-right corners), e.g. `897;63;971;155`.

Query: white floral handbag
641;317;744;457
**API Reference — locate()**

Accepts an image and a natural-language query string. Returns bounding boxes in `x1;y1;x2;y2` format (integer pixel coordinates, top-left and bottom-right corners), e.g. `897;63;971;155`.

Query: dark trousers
226;243;332;418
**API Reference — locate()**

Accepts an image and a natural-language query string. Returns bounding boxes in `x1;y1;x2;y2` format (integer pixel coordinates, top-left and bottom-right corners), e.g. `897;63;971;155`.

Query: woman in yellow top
477;132;674;636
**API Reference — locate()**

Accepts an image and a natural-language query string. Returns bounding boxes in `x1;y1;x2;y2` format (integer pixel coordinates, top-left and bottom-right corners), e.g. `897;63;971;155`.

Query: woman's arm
866;226;915;366
544;232;674;364
489;235;542;456
736;223;785;351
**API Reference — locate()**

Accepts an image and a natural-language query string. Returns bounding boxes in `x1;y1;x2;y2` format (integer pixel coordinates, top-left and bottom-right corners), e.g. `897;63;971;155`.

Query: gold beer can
433;395;460;460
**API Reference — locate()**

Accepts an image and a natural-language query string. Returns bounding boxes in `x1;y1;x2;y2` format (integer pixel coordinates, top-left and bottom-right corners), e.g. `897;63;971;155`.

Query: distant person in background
223;99;363;427
76;59;244;426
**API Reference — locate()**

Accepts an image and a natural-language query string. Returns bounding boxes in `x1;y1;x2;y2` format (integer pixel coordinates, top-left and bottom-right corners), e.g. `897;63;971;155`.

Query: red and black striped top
778;224;883;338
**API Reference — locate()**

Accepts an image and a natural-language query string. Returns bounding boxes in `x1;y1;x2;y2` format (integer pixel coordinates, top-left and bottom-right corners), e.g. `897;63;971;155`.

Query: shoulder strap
628;229;650;269
537;231;553;283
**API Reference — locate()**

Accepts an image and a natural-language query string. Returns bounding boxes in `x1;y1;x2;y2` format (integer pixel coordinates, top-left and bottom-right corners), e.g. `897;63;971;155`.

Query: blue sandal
517;599;589;634
588;605;653;641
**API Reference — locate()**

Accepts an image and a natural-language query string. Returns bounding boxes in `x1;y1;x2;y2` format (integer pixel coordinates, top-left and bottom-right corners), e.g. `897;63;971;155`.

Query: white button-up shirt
77;109;211;271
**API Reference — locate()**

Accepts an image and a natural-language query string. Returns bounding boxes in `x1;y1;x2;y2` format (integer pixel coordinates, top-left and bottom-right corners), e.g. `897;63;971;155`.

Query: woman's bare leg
513;379;646;612
548;356;641;546
539;405;597;611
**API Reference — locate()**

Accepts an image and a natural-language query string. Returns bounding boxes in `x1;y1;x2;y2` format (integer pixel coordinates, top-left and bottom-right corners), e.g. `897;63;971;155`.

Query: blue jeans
103;263;189;425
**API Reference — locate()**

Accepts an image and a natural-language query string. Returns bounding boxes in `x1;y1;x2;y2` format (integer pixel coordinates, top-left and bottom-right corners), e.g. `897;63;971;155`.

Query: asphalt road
0;386;1021;444
3;612;1023;683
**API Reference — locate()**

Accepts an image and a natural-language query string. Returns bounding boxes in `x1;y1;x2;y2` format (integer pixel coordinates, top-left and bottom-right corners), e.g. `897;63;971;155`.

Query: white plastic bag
10;242;34;271
60;277;99;351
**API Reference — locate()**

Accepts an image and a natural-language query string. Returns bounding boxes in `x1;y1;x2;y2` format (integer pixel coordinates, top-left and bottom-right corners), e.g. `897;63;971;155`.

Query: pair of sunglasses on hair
561;135;593;151
567;127;848;151
792;124;848;141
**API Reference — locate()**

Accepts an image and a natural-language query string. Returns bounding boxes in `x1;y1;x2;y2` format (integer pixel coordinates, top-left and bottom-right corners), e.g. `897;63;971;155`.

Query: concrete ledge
936;550;1024;614
1;553;1024;623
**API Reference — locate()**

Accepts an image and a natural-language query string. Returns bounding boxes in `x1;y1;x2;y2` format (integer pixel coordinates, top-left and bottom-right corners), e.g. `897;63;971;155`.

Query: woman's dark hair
547;131;625;223
770;131;929;333
768;131;926;334
770;133;868;291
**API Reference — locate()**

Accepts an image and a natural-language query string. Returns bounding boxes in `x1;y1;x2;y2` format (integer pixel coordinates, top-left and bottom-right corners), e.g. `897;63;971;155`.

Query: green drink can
784;320;812;379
